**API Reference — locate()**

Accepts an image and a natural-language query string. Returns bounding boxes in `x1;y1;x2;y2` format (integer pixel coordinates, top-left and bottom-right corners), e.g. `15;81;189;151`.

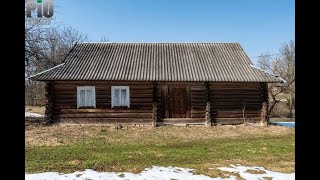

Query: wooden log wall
51;81;154;125
45;81;56;123
209;82;264;124
190;83;207;120
47;81;266;126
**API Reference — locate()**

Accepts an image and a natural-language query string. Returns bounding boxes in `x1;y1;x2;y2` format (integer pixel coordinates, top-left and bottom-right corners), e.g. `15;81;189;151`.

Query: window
77;86;96;108
111;86;130;108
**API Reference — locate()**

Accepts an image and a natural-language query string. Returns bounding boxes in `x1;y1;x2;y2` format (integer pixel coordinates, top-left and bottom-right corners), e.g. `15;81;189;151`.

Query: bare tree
100;36;110;42
25;20;87;105
258;41;295;121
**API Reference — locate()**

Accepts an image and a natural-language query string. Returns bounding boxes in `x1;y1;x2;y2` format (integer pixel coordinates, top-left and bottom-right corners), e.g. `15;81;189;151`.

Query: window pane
80;90;86;106
114;89;120;106
86;89;93;106
121;89;127;106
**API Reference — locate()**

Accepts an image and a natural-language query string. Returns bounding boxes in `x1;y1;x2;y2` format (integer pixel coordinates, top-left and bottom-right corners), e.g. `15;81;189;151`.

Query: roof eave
28;63;65;81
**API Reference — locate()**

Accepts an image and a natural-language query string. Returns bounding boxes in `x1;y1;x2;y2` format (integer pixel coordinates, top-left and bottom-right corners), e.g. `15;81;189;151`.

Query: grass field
25;125;295;177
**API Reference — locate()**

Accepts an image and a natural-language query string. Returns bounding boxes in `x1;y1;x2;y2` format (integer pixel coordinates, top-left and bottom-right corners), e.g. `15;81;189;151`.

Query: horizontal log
130;87;153;90
210;85;260;88
216;118;260;124
212;107;261;110
162;118;206;124
95;91;111;94
210;92;262;98
192;107;207;110
211;97;262;100
211;110;261;114
131;94;153;98
55;100;76;103
191;95;206;98
54;105;77;109
191;114;205;118
60;109;153;113
59;113;153;118
55;91;77;95
54;106;153;111
131;90;153;93
54;81;153;85
191;99;206;103
210;101;262;104
215;114;260;118
61;121;153;125
162;118;205;121
210;87;261;91
190;85;206;88
191;92;206;95
210;82;260;86
191;96;206;100
59;118;153;123
54;87;77;91
212;101;262;105
190;90;206;92
191;110;206;114
130;98;153;103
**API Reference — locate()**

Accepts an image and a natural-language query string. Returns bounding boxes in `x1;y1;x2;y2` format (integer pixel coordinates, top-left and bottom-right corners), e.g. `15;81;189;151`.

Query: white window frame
77;86;96;108
111;86;130;108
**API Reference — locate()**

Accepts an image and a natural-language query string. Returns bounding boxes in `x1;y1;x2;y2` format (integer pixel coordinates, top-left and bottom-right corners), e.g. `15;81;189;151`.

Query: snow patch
25;112;44;118
25;165;295;180
218;165;295;180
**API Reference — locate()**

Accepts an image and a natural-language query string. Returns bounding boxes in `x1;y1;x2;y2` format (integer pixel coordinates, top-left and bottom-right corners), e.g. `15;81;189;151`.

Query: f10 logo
26;0;54;18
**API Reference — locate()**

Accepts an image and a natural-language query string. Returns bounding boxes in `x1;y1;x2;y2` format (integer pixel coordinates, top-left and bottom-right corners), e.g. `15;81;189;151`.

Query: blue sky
53;0;294;64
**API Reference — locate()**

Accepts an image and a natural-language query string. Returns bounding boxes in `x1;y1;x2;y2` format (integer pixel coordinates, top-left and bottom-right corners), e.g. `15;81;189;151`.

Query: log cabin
30;42;283;126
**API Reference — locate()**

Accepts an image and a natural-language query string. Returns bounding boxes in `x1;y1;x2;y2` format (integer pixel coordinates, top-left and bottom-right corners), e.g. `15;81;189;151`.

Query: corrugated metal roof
30;42;283;82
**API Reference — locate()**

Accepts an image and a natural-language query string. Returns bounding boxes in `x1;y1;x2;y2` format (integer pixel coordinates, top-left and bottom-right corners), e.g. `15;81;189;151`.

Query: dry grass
245;169;266;174
263;177;273;180
25;106;45;115
26;125;294;175
25;124;293;147
270;117;295;122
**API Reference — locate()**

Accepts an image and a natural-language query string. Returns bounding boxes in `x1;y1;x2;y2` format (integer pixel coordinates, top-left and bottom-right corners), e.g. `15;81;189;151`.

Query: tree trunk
261;102;268;126
205;102;211;127
152;102;157;127
288;92;293;118
267;96;278;123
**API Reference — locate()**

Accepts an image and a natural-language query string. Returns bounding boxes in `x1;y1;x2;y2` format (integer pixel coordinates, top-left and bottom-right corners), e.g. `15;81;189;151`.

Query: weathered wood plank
60;118;153;123
216;118;260;124
59;113;152;118
162;118;206;124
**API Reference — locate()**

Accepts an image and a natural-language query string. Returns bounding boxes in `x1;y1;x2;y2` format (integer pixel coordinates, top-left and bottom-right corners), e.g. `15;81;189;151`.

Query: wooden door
168;86;189;118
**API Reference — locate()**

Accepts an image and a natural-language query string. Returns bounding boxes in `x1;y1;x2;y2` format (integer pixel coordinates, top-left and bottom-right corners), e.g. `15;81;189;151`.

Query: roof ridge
77;42;240;44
